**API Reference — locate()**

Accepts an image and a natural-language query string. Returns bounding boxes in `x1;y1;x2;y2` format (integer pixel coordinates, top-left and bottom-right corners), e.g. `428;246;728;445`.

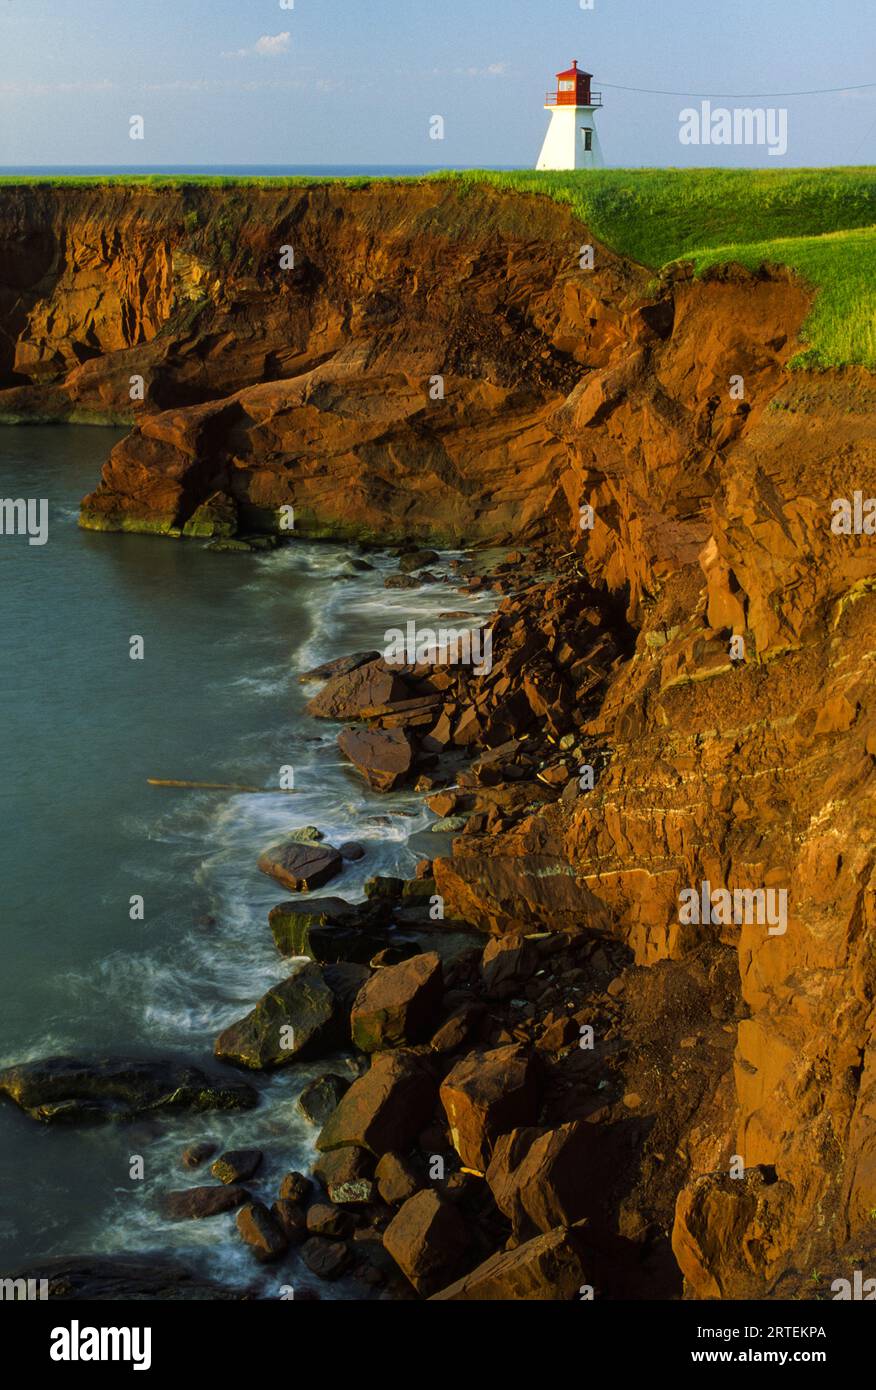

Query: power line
595;79;876;99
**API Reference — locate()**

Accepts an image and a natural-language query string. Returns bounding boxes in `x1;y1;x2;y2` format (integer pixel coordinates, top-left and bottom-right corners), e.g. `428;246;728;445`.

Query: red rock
439;1044;539;1171
537;1013;579;1052
429;1002;487;1054
375;1151;421;1205
434;837;609;936
161;1185;249;1221
181;1141;216;1170
213;962;345;1069
299;651;380;684
257;840;342;893
479;935;538;999
272;1199;307;1244
383;1189;471;1295
278;1171;312;1204
486;1122;596;1239
429;1223;590;1300
337;727;415;792
399;549;440;573
306;659;410;719
210;1148;263;1184
312;1145;375;1204
316;1051;436;1157
306;1203;352;1238
301;1237;352;1281
350;951;443;1052
236;1202;288;1262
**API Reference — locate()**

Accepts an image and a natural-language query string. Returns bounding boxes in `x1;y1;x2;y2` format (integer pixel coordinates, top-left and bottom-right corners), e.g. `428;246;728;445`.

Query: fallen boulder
278;1171;312;1204
439;1044;539;1171
210;1149;263;1185
298;651;380;684
480;934;538;999
297;1073;351;1127
383;1189;470;1296
312;1144;375;1204
430;1224;590;1300
486;1122;595;1240
350;952;444;1052
236;1202;288;1263
306;658;410;719
316;1051;436;1157
213;962;346;1070
161;1185;250;1222
301;1237;352;1281
269;897;387;964
272;1200;307;1245
258;840;343;893
375;1151;421;1205
337;726;415;792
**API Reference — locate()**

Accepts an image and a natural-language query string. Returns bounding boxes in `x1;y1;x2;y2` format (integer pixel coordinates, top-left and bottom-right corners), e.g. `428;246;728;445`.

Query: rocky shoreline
1;541;644;1300
0;179;873;1300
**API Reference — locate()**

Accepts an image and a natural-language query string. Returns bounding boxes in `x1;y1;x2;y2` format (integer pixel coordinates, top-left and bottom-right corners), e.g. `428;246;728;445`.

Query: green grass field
434;169;876;369
2;167;874;368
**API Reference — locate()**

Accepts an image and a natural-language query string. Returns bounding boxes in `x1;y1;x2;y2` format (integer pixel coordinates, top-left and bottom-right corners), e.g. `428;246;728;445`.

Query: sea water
0;425;492;1291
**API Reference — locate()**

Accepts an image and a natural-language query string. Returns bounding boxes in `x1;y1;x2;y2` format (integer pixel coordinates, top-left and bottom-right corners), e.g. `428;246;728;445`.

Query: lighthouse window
559;80;574;91
583;128;593;151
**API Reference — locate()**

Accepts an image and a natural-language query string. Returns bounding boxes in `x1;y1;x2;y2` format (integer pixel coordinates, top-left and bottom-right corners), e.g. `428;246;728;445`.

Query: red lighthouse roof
546;60;602;108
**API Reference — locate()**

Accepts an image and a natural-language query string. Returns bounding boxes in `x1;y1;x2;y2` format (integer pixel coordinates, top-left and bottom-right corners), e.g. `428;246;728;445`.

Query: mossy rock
182;490;237;539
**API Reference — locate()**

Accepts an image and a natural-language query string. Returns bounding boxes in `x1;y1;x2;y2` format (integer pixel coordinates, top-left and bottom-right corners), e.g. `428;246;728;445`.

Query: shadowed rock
214;962;346;1070
316;1051;436;1157
297;1073;351;1127
383;1189;470;1295
211;1148;263;1184
430;1223;590;1300
439;1044;539;1171
0;1254;252;1300
350;951;444;1052
236;1202;288;1263
0;1056;258;1124
161;1185;250;1221
486;1122;597;1240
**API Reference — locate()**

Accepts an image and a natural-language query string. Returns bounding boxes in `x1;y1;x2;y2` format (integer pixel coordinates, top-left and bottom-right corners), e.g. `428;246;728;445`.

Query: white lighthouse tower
536;60;604;170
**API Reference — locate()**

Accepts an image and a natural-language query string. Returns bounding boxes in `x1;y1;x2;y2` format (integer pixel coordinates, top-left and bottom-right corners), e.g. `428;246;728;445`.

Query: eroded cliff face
1;181;873;1298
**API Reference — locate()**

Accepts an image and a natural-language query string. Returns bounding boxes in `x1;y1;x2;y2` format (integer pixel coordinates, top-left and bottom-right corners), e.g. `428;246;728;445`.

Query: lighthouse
536;60;604;170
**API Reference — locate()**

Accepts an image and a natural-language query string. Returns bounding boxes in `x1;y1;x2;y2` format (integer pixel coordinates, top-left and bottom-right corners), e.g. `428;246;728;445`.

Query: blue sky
1;0;875;167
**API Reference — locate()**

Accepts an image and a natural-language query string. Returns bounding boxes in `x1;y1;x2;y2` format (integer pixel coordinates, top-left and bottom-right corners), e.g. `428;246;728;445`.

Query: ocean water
0;426;493;1292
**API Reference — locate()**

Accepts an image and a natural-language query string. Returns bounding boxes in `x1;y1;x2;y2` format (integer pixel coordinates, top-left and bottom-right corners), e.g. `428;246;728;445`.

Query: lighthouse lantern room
536;59;604;170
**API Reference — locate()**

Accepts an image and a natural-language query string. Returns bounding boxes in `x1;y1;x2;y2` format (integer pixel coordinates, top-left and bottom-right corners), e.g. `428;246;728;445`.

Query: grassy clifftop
438;168;876;369
2;167;874;367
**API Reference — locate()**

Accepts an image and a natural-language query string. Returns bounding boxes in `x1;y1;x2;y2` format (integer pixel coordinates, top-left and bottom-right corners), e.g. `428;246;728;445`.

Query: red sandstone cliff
1;180;873;1298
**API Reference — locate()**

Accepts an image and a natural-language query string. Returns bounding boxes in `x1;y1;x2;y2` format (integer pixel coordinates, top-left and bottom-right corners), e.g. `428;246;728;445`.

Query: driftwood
147;779;299;794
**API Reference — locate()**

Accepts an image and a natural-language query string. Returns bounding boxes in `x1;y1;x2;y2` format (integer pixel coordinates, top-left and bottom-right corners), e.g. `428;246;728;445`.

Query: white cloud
255;32;291;56
460;62;508;78
224;32;291;59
